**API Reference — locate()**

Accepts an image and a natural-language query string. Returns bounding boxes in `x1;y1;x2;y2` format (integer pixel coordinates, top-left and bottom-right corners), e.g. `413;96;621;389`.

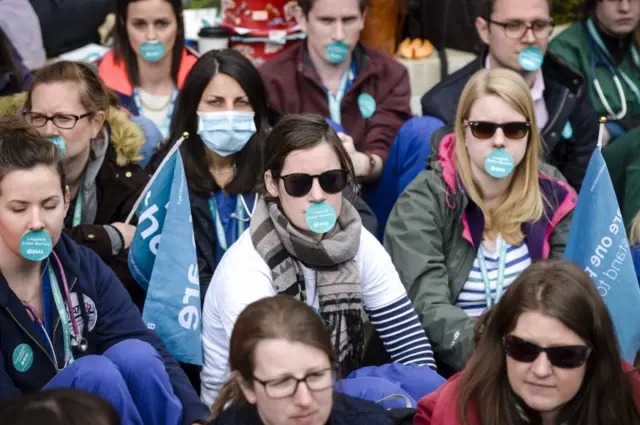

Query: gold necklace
139;91;173;112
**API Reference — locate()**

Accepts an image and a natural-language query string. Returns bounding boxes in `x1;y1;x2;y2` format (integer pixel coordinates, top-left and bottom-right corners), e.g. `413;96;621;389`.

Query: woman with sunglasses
200;113;438;406
415;260;640;425
207;296;394;425
0;60;150;307
385;68;577;375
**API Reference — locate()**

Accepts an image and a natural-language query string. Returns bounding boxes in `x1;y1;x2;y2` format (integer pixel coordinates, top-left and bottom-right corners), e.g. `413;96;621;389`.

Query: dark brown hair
260;113;356;199
25;61;118;119
297;0;369;16
113;0;185;88
209;296;335;419
475;0;552;19
457;260;640;425
0;116;65;194
0;388;120;425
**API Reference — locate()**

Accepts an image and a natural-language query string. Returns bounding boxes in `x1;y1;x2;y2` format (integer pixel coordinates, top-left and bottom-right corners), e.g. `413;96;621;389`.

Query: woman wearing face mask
99;0;197;139
207;296;394;425
384;68;577;375
0;60;150;308
415;260;640;425
200;113;437;407
0;117;209;425
549;0;640;136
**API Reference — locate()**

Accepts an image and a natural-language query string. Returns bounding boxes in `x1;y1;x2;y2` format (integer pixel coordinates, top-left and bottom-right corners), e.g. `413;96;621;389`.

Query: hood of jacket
0;92;143;166
427;126;577;258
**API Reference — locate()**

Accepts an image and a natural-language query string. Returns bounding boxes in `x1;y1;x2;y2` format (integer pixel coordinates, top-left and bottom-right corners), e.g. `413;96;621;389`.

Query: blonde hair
454;68;545;245
630;211;640;245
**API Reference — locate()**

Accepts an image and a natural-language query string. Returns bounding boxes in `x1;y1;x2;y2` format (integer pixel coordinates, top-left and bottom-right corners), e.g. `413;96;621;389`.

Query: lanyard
47;264;75;367
208;194;250;251
587;19;640;104
327;62;356;125
132;88;178;138
71;176;84;228
476;234;508;308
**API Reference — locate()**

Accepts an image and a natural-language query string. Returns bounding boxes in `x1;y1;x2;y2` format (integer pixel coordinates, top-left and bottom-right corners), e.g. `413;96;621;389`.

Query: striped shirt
456;242;531;317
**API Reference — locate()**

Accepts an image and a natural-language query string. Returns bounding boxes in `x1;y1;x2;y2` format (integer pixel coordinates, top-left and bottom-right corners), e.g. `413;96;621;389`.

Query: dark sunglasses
279;169;348;198
503;335;591;369
467;121;530;140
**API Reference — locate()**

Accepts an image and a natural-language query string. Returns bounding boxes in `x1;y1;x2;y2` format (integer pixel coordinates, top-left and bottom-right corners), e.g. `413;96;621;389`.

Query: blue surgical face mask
140;40;165;62
197;111;257;157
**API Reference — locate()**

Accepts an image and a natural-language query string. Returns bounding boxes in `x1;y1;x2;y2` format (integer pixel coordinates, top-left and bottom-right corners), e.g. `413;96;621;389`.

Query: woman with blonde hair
384;68;577;374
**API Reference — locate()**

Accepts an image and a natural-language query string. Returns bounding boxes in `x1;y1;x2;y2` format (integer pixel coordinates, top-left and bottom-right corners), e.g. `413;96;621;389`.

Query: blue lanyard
327;61;356;125
47;264;75;368
132;88;178;137
208;194;248;251
476;234;508;308
587;18;640;104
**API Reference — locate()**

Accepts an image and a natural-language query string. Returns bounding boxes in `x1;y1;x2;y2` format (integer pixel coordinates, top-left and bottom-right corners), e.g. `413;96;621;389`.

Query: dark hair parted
260;113;356;199
0;29;23;93
25;60;118;116
0;388;120;425
162;49;270;197
475;0;552;19
297;0;369;16
458;260;640;425
0;116;65;194
113;0;185;87
209;296;335;419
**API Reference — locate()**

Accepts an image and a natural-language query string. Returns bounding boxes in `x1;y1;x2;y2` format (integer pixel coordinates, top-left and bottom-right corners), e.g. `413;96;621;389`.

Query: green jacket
383;127;576;372
549;19;640;126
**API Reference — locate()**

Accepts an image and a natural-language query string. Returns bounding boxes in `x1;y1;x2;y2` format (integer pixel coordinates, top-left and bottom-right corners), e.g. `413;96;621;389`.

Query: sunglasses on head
467;121;530;140
278;169;348;197
503;335;591;369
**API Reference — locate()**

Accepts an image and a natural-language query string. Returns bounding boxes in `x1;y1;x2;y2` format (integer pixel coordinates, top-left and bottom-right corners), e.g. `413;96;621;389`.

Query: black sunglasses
466;121;530;140
503;335;591;369
279;169;348;198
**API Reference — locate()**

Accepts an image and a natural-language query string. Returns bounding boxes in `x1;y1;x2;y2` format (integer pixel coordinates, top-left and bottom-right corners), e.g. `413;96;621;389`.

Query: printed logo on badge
325;41;349;64
358;93;376;119
19;230;52;261
485;149;515;179
68;293;98;336
305;202;337;234
562;121;573;139
140;40;165;63
47;136;66;157
13;344;34;372
518;46;544;72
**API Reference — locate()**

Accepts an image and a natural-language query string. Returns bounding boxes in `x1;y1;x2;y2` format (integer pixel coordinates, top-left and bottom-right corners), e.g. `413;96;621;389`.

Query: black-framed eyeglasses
488;19;555;40
278;169;348;198
503;335;592;369
24;112;94;130
252;367;335;399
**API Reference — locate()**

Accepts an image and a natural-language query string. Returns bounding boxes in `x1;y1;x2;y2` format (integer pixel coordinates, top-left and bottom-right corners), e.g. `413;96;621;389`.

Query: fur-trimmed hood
0;92;143;166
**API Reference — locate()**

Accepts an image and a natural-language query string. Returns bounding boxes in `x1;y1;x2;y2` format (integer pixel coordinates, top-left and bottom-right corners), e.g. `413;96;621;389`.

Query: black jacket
209;394;394;425
420;51;599;191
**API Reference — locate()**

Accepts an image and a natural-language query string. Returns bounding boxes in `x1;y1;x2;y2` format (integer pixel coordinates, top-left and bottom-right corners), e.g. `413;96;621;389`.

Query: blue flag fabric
128;151;202;366
564;148;640;362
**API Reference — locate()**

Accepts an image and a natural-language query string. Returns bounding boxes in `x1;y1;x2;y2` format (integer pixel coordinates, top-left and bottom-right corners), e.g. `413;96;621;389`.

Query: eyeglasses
278;169;348;198
253;367;335;399
24;112;93;130
466;121;530;140
488;19;555;40
503;335;591;369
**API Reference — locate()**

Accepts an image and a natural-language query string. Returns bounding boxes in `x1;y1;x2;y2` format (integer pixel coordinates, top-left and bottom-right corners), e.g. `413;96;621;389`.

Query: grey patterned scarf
250;197;364;374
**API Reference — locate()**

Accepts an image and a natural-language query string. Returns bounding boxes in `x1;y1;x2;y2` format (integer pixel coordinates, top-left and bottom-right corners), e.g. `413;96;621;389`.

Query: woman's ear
235;372;257;404
90;111;107;139
264;170;280;198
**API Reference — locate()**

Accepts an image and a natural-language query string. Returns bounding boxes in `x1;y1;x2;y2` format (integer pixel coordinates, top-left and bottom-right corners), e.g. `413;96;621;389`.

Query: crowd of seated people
0;0;638;424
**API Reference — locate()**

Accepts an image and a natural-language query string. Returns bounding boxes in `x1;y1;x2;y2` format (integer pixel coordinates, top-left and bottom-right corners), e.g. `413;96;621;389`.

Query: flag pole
597;116;607;150
124;132;189;225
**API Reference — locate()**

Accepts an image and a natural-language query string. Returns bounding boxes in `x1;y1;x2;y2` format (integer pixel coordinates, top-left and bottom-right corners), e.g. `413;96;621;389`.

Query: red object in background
220;0;303;66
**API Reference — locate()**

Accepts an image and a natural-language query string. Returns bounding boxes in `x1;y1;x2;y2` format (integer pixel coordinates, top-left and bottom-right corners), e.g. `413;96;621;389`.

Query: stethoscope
22;251;88;367
586;18;640;120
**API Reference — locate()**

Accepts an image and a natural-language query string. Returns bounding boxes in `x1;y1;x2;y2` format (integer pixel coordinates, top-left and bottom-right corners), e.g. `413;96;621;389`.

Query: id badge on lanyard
327;62;356;125
477;234;508;308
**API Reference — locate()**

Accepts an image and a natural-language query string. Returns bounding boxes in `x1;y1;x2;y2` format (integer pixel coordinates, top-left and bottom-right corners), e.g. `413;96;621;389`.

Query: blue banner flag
564;148;640;363
128;149;202;366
